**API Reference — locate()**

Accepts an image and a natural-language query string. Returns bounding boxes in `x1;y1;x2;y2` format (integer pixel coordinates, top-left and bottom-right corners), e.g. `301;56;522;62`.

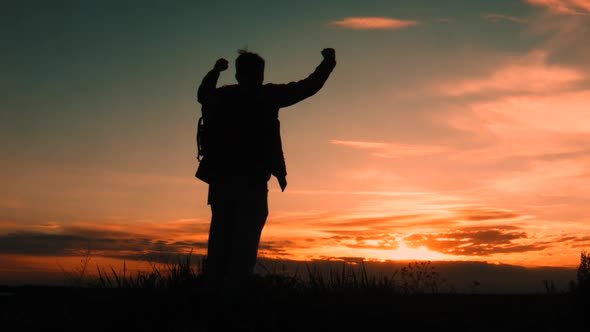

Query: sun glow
388;240;458;261
284;238;461;263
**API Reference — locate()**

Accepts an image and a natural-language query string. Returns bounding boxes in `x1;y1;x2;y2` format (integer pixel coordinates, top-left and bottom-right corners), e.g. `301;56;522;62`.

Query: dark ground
0;284;586;332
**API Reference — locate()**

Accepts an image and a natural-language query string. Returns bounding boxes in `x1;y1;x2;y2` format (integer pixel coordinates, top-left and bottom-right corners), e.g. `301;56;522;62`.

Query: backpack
196;116;206;162
194;112;214;183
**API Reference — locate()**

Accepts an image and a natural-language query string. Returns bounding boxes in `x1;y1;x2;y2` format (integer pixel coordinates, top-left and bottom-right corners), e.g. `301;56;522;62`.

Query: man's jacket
195;58;336;187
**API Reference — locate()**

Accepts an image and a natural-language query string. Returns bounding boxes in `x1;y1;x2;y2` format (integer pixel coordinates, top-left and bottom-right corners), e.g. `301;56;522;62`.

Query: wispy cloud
330;17;419;30
453;208;528;222
284;189;433;197
420;43;590;234
526;0;590;15
483;13;529;23
331;139;451;158
434;50;584;97
480;151;590;195
470;89;590;134
437;18;453;23
524;1;590;71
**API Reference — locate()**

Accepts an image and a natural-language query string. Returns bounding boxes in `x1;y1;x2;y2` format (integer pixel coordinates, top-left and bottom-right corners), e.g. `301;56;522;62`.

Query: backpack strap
196;116;205;162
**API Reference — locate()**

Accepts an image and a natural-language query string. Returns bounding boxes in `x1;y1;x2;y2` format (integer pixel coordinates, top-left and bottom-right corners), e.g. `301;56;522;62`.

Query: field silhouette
1;251;588;332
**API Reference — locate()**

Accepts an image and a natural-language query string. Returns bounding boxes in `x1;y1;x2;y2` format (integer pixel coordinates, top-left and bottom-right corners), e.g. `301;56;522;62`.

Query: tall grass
63;249;589;297
303;260;398;294
92;252;202;289
79;254;444;295
300;260;444;294
575;250;590;295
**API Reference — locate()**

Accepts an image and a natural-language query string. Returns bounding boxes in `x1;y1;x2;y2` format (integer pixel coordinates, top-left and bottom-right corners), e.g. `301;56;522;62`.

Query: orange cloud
264;207;529;250
435;50;584;96
426;47;590;237
330;17;419;30
471;90;590;134
526;0;590;15
482;155;590;195
284;189;433;197
257;204;571;264
442;88;590;197
0;204;580;268
331;139;451;158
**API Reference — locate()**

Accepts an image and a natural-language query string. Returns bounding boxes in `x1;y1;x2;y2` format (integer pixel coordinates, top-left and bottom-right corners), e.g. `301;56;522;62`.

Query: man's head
235;49;265;86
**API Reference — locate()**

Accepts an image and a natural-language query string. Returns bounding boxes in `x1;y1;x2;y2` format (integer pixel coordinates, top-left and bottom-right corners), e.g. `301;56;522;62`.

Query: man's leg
204;181;237;287
226;179;268;283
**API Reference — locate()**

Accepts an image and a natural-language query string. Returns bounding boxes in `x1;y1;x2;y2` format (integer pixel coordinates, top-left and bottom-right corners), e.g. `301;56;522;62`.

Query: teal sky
3;0;590;284
3;0;537;191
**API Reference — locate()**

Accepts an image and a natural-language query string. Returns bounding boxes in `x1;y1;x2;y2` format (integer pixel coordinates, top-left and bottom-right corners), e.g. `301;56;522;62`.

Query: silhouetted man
196;48;336;289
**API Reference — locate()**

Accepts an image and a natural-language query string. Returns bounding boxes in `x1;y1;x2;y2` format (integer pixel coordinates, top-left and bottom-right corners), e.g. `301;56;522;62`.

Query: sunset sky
3;0;590;284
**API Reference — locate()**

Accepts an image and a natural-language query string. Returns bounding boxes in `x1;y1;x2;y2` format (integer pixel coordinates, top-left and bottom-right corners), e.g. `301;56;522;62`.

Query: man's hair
235;49;265;84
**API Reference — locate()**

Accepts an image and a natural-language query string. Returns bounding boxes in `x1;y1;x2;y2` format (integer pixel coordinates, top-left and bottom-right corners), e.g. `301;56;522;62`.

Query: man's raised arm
268;48;337;108
197;58;229;105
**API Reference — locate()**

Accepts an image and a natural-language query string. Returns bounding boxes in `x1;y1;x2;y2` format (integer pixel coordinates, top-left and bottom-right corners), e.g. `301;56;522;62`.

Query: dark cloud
572;235;590;243
0;231;207;258
557;235;590;249
452;208;525;222
458;225;521;231
258;240;298;252
403;227;549;256
556;235;579;242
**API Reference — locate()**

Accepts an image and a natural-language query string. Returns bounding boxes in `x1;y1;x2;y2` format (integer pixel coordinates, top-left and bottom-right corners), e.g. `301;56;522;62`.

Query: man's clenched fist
214;58;229;72
321;48;336;61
